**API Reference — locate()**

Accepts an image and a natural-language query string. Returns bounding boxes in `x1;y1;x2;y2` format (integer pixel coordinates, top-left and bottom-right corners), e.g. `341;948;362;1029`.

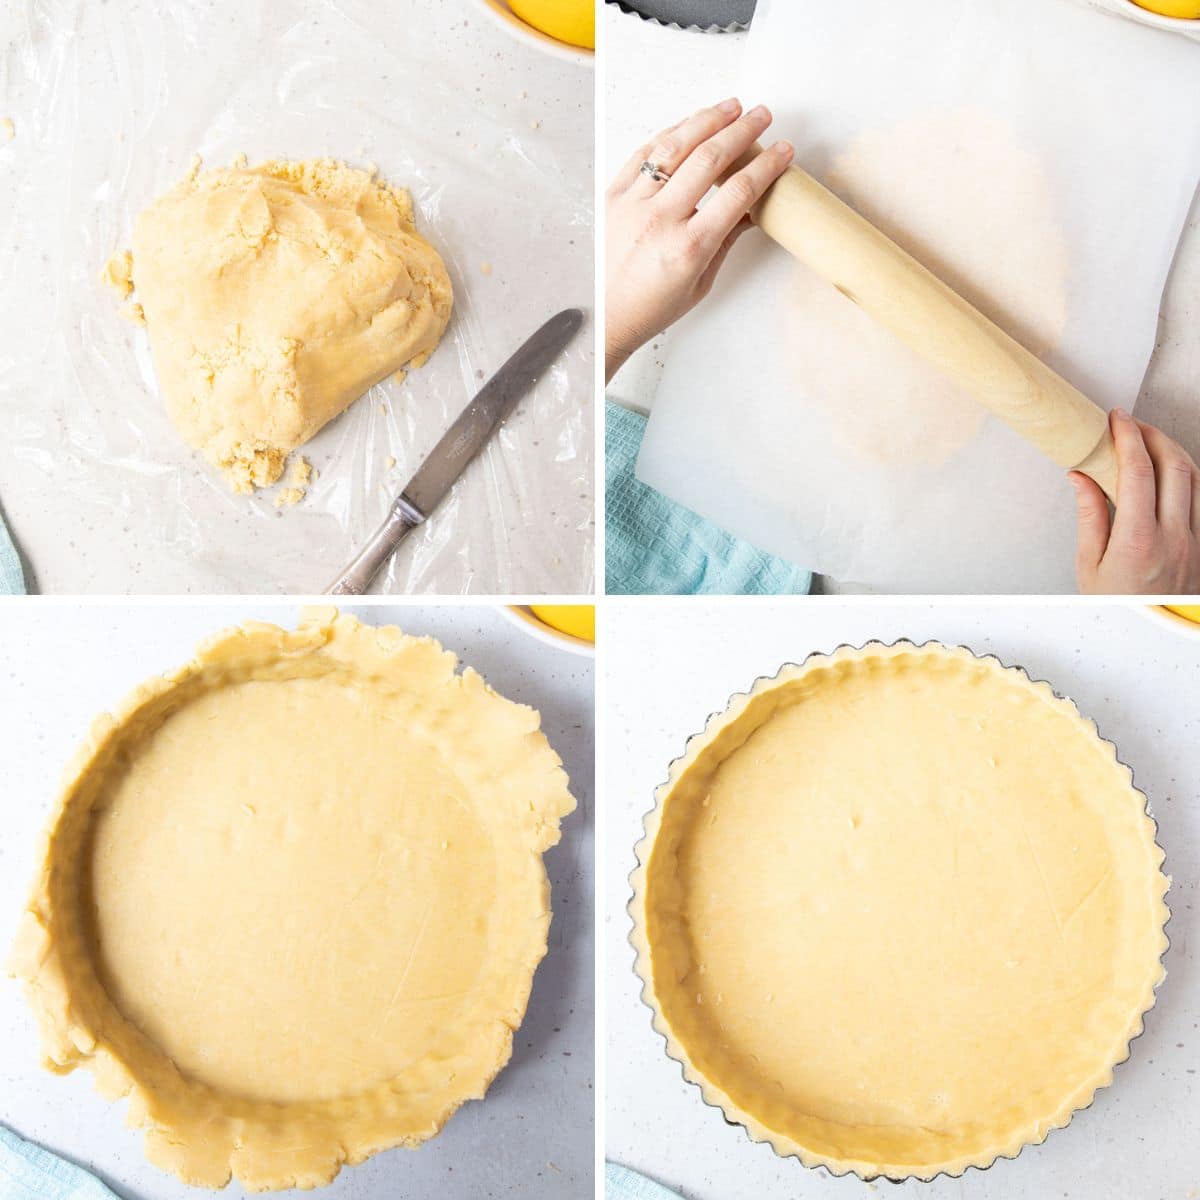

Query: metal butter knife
326;307;584;595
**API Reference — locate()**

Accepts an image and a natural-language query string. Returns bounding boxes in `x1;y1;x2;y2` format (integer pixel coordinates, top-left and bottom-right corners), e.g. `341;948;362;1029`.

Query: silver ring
640;160;671;184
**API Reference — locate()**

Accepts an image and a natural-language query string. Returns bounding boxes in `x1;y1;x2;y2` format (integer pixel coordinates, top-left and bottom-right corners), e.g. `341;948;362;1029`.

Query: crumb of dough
379;403;387;414
224;447;288;495
520;90;528;100
408;350;432;370
385;455;397;469
529;119;541;130
479;261;493;276
126;157;453;492
101;250;135;299
1;118;14;142
392;368;407;385
119;301;146;326
273;457;311;506
231;151;247;168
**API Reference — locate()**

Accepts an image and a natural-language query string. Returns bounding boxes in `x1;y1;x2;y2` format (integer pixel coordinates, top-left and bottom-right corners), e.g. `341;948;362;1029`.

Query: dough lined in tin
631;641;1168;1181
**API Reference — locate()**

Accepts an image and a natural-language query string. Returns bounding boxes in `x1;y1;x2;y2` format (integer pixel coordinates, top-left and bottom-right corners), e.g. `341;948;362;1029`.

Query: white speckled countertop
0;603;594;1200
604;601;1200;1200
603;5;1200;595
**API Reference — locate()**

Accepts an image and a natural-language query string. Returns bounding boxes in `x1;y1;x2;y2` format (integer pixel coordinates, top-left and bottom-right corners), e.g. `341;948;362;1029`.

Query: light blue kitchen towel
0;1127;121;1200
606;400;811;596
606;1162;685;1200
0;507;26;594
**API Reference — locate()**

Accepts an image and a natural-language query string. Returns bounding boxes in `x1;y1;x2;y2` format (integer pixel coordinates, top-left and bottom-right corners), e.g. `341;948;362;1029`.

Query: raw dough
274;456;312;507
632;642;1168;1181
119;159;453;493
784;110;1068;467
9;611;574;1190
100;249;134;300
273;487;303;508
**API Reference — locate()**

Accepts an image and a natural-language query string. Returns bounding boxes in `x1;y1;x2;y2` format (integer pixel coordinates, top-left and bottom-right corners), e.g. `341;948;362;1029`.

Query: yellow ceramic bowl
1121;0;1200;31
509;0;594;48
1128;0;1200;17
1141;605;1200;640
504;605;596;657
474;0;595;67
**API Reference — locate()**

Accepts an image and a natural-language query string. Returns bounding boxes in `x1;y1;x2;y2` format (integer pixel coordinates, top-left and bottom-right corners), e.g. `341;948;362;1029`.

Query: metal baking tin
609;0;1199;38
627;639;1172;1184
605;0;756;33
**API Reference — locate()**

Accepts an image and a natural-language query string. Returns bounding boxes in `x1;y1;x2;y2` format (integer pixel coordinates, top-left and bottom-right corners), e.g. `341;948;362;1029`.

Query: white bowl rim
1117;0;1200;30
473;0;595;68
502;605;597;658
1137;604;1200;639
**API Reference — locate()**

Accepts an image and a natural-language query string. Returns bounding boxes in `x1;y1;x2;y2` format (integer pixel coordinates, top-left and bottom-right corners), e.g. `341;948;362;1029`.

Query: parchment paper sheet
0;0;594;594
637;0;1200;594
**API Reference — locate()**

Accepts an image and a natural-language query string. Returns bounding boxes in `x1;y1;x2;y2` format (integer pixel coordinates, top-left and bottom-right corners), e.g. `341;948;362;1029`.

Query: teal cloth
0;1127;120;1200
605;400;811;596
606;1162;685;1200
0;508;25;594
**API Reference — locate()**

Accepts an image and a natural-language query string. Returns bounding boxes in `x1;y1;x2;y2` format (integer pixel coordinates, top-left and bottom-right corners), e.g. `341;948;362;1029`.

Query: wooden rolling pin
735;147;1120;499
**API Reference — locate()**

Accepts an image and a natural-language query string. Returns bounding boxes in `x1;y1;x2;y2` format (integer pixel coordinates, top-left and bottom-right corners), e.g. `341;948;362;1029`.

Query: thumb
696;217;751;298
1069;471;1111;581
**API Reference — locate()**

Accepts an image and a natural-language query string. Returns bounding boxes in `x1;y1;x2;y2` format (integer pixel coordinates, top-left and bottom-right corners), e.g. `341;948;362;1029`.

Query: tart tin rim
626;638;1172;1185
605;0;752;34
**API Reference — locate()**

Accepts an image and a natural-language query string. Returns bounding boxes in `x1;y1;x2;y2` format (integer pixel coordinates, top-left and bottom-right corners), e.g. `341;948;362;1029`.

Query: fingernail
774;140;794;160
717;98;740;114
749;104;770;121
1113;407;1131;422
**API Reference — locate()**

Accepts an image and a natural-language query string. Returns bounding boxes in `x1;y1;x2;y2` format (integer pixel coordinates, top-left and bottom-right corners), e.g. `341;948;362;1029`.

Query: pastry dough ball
130;159;453;492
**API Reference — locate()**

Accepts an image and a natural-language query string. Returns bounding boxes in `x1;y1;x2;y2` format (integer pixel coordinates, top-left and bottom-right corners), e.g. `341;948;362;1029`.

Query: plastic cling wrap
0;0;594;594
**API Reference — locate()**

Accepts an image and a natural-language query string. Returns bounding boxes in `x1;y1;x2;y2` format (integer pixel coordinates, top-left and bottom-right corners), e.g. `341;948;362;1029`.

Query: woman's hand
605;99;794;383
1071;408;1200;594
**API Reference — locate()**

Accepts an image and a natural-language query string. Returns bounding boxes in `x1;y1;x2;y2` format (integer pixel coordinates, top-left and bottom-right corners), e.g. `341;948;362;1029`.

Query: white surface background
604;600;1200;1200
0;0;595;596
603;4;1200;595
0;602;595;1200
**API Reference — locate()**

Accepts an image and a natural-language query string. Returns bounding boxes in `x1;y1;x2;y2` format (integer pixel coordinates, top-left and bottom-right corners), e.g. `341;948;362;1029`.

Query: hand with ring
605;99;794;383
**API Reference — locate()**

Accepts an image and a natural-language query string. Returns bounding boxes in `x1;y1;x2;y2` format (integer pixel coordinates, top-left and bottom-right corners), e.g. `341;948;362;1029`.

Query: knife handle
325;497;425;595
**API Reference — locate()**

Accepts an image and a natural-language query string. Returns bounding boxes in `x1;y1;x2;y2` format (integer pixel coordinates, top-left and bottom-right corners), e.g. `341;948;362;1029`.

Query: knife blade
326;306;584;595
